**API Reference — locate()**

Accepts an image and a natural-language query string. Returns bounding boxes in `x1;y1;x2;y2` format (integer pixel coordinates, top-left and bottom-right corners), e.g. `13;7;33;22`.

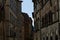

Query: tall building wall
22;13;32;40
0;0;23;40
0;0;5;40
32;0;59;40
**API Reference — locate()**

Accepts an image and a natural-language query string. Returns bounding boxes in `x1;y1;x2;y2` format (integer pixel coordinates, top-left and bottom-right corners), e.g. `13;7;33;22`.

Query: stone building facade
0;0;23;40
0;0;33;40
32;0;60;40
22;13;32;40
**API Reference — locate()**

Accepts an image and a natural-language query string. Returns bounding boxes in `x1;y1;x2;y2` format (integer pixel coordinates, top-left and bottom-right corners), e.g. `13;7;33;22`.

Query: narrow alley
0;0;60;40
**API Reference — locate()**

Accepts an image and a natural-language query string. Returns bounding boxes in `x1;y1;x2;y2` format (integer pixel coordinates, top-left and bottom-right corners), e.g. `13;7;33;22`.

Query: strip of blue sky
22;0;34;26
22;0;33;17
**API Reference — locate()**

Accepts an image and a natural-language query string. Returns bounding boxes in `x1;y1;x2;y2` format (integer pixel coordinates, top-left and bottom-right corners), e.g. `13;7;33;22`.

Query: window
44;11;53;26
42;17;45;27
41;0;43;8
0;6;5;22
48;11;53;24
35;22;38;32
45;14;48;26
36;37;38;40
43;37;45;40
53;12;58;22
10;29;16;37
58;23;60;36
50;0;52;6
41;11;53;28
46;36;48;40
55;35;58;40
34;3;37;10
54;6;58;21
50;36;53;40
34;3;36;10
43;0;45;5
37;3;40;10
